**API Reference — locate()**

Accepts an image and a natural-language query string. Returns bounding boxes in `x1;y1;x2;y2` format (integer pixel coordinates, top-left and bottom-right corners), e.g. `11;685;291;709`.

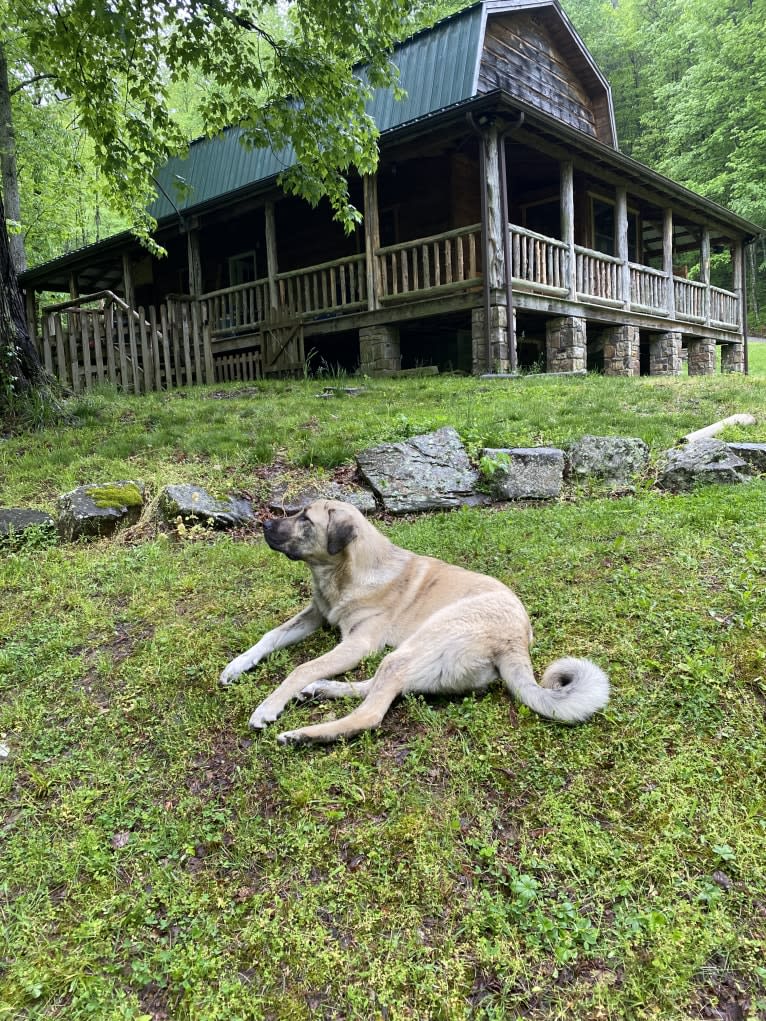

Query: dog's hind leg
277;659;406;744
299;679;374;701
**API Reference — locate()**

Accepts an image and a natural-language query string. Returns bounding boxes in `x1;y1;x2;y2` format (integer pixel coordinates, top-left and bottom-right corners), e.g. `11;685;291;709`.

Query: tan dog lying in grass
220;500;609;744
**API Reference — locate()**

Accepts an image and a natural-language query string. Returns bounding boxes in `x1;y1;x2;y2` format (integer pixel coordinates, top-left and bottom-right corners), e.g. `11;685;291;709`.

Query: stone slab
268;482;377;515
356;426;483;514
157;485;255;529
726;442;766;473
658;439;748;491
481;447;564;501
568;435;649;484
0;508;55;541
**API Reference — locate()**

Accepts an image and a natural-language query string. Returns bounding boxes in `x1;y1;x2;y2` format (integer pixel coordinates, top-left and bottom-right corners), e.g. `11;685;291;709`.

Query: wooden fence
38;291;268;392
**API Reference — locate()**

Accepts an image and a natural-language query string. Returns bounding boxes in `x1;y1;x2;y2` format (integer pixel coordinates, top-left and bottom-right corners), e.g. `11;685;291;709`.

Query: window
228;251;257;286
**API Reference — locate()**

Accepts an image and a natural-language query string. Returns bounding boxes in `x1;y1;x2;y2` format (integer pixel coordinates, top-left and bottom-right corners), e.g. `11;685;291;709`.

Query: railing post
663;208;676;319
616;187;630;309
560;161;576;301
363;173;382;311
700;228;711;326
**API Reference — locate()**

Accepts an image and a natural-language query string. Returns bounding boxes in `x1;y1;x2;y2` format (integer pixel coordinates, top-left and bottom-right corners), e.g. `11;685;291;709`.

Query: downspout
466;113;492;371
498;113;524;373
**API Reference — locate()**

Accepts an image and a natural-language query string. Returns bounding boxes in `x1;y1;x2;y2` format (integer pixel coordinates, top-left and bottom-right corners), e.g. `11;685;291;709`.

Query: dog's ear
326;510;356;555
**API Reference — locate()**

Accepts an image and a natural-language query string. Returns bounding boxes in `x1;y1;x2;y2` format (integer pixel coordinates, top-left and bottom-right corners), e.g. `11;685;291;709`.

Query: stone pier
721;341;746;374
471;304;511;375
686;337;716;376
545;316;586;373
649;331;682;375
359;324;401;375
601;324;640;376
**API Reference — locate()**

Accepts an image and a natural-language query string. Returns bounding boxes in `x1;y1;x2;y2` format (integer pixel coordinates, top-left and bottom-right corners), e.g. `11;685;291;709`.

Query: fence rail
277;254;367;316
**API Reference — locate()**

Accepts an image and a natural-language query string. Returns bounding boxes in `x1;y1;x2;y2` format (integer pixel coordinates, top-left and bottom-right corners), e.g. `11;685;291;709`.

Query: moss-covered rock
57;481;146;541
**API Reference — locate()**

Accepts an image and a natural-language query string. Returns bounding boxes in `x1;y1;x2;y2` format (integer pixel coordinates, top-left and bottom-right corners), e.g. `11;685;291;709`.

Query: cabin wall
478;14;599;140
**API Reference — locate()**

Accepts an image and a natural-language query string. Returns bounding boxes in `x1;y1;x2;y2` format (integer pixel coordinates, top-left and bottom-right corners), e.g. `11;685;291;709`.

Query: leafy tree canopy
5;0;428;244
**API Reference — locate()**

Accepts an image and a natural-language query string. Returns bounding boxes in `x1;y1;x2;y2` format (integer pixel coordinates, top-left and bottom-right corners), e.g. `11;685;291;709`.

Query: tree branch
10;72;57;96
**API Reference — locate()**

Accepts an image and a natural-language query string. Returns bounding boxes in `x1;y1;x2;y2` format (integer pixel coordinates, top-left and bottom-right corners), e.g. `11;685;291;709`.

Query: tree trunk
0;187;45;413
0;39;27;273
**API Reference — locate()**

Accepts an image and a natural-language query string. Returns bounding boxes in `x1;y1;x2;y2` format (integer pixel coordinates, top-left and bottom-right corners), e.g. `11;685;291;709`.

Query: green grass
1;367;765;1019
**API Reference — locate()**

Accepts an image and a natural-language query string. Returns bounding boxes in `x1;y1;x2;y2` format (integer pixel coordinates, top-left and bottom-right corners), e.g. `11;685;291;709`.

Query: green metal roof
150;3;485;221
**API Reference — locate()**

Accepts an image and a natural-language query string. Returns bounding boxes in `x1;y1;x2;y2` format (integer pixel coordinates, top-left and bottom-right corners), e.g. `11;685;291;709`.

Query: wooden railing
204;279;270;337
674;277;706;322
710;286;738;328
510;226;568;291
376;223;482;300
575;245;622;305
630;263;667;313
277;254;366;316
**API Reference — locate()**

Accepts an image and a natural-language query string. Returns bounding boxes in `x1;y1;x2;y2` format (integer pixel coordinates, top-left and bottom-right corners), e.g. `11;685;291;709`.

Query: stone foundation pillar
686;337;716;376
359;324;401;375
602;324;640;376
471;305;511;375
545;316;586;373
721;342;745;374
649;331;682;375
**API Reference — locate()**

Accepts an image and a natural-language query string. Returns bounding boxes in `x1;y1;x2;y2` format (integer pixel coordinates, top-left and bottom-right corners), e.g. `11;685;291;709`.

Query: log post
560;161;576;301
25;287;38;355
616;187;630;309
663;207;675;319
732;240;747;374
363;174;381;311
122;253;135;309
265;200;279;310
186;223;203;296
700;227;711;326
482;123;506;294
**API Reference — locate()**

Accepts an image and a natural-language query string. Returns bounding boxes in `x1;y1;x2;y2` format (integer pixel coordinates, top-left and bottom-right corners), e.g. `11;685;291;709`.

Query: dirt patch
688;960;764;1020
75;622;155;709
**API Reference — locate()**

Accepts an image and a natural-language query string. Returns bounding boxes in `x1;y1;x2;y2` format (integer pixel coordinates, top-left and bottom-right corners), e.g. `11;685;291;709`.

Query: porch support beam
560;161;576;301
732;240;747;372
616;186;630;309
700;227;711;326
482;123;506;293
186;225;203;296
122;253;134;309
265;200;279;310
363;174;381;312
662;208;675;319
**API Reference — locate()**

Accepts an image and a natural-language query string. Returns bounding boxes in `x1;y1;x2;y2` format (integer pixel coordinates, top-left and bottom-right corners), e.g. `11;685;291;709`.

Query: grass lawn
1;356;765;1019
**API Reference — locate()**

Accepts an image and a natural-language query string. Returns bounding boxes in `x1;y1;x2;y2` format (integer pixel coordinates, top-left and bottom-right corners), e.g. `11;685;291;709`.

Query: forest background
3;0;766;325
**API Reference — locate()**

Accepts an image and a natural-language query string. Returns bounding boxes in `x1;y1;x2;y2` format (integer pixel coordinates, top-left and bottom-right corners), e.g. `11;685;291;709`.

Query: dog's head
263;499;360;564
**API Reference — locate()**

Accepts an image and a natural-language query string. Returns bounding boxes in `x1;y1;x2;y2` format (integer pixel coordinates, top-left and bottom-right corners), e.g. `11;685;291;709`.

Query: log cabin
20;0;763;390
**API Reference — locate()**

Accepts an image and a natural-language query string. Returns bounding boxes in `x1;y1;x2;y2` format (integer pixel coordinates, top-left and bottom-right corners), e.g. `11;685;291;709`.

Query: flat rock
157;484;255;529
568;435;649;484
268;481;377;515
726;442;766;473
481;447;564;501
57;481;145;541
357;427;483;514
658;439;748;491
0;508;55;541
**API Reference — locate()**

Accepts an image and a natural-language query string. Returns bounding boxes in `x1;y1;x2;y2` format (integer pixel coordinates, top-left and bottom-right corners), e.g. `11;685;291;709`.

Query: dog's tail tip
539;656;610;722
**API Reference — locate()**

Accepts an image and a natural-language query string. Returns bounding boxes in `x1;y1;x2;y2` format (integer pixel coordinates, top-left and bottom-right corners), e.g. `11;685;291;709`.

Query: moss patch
88;482;144;509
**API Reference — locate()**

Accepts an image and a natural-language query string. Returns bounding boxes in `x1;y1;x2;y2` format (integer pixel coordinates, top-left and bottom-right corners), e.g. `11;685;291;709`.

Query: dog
220;499;609;744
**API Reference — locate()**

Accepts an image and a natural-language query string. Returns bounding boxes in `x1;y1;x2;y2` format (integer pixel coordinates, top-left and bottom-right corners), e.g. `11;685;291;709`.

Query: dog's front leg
249;636;376;730
219;604;324;687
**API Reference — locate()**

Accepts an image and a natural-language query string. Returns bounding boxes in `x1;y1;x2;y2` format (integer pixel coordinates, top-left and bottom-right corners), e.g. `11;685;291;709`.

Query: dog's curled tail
499;655;609;723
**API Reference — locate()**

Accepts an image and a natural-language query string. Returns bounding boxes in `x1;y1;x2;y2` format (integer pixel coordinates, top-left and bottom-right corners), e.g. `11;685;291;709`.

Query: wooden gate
38;291;215;393
260;308;305;376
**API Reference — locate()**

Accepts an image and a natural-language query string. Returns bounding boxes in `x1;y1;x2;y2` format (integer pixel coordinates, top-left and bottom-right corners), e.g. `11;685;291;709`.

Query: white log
683;414;756;443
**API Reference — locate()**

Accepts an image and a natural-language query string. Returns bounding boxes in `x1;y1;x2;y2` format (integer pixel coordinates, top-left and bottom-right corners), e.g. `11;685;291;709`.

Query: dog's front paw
219;654;255;687
276;729;307;746
249;705;279;730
